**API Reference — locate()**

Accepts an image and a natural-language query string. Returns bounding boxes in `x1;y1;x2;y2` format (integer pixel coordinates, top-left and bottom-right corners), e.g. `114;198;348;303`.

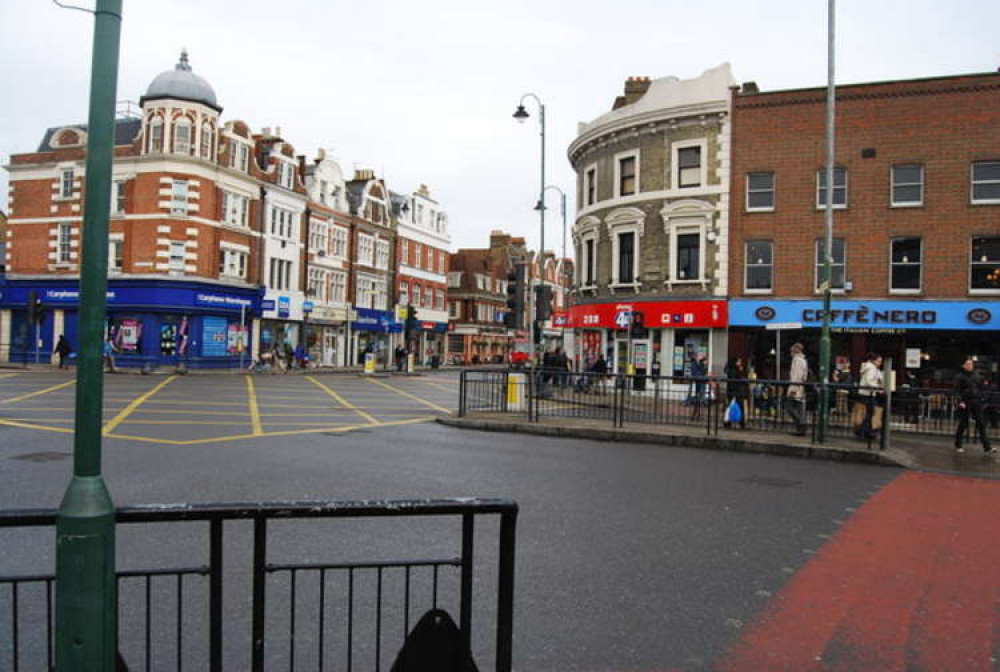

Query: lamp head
512;105;530;123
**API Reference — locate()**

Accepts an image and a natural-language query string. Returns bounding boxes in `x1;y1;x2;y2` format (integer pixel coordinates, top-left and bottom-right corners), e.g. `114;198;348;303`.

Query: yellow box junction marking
0;373;21;381
0;379;75;405
245;376;264;435
365;377;452;414
102;376;177;435
306;376;379;425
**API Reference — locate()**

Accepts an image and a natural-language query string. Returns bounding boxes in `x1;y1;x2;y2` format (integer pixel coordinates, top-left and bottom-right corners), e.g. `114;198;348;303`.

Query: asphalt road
0;370;994;671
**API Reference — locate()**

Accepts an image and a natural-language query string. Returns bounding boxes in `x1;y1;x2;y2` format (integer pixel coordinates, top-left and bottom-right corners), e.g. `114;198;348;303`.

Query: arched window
200;122;214;159
149;117;163;153
174;119;192;155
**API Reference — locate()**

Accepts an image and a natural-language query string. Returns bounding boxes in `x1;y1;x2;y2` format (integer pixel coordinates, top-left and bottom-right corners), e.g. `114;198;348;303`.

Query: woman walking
724;357;749;429
855;353;884;440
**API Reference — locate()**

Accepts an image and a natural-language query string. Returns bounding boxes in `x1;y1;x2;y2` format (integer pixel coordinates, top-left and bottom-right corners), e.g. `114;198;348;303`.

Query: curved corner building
567;64;735;379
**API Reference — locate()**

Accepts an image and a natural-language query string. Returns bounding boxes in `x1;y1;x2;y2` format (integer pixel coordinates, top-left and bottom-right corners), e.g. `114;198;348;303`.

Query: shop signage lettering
801;308;936;325
568;300;727;330
278;297;290;318
261;300;276;311
45;289;116;302
754;306;776;321
195;293;252;309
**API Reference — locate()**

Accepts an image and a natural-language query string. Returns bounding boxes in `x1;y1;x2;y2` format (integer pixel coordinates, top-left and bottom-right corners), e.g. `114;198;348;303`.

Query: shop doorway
672;329;709;377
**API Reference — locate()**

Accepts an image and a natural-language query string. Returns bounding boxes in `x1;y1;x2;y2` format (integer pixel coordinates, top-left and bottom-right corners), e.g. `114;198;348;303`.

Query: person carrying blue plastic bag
724;357;749;429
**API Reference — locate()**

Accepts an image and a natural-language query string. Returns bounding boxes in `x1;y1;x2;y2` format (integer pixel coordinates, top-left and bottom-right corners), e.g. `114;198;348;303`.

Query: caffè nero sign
734;300;996;331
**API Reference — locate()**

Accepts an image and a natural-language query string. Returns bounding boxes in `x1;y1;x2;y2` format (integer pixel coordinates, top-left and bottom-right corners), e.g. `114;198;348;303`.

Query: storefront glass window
110;317;143;354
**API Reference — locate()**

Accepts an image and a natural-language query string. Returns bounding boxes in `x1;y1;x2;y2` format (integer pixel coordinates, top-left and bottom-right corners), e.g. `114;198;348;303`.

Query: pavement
442;411;1000;479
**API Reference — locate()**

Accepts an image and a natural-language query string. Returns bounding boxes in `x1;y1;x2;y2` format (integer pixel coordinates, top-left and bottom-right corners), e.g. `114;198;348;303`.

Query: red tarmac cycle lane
717;471;1000;671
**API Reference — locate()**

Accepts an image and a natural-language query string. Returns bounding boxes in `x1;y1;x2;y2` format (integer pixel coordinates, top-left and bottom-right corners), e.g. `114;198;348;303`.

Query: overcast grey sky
2;0;998;254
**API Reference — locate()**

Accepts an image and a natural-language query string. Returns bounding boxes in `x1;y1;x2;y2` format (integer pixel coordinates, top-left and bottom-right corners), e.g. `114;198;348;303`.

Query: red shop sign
552;311;570;327
568;300;728;329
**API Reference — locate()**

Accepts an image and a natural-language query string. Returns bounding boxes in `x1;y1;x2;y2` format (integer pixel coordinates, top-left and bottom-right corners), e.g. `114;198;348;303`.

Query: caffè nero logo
967;308;992;324
754;306;776;321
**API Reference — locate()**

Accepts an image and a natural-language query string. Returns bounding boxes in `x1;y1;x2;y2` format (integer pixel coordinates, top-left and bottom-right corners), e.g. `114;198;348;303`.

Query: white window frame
449;301;460;319
744;240;774;294
613;150;640;198
60;169;75;199
970;236;1000;294
436;289;445;310
311;220;329;253
169;241;186;273
890;164;924;208
400;238;409;263
220;247;248;280
672;138;708;190
171;180;188;215
57;223;72;263
375;240;390;270
814;238;847;293
579;234;598;288
816;167;848;209
222;191;249;228
584;162;598;206
200;123;214;159
448;272;462;288
332;227;348;258
331;271;347;303
357;234;375;267
108;236;123;273
889;237;922;294
111;180;126;215
971;160;1000;205
149;118;163;153
746;172;775;212
399;281;409;305
174;120;192;155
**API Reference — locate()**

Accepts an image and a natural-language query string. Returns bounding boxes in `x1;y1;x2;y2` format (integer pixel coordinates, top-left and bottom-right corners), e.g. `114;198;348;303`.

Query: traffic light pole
55;1;123;669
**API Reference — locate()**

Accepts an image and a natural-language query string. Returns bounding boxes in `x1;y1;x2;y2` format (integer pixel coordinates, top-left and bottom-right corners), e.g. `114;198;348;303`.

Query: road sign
765;322;803;330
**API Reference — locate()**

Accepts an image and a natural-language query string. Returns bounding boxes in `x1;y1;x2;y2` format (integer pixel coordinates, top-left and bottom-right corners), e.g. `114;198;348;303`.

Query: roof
36;118;142;152
140;50;221;112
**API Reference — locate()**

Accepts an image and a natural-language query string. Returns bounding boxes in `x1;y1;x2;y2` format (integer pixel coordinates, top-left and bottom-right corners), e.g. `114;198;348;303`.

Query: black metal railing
0;498;517;672
457;369;899;449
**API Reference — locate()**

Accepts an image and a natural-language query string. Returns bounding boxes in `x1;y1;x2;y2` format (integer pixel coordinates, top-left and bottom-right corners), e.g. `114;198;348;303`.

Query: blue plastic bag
726;398;743;424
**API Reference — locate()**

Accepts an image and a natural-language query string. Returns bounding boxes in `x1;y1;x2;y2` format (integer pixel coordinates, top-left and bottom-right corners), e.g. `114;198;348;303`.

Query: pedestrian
395;344;406;372
294;343;308;369
954;356;995;455
103;338;117;373
554;347;569;387
724;357;749;429
690;353;708;419
855;353;884;440
55;334;72;370
786;343;808;436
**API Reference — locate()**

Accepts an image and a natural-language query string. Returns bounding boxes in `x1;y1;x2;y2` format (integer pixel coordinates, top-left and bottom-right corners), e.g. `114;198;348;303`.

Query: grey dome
141;50;220;111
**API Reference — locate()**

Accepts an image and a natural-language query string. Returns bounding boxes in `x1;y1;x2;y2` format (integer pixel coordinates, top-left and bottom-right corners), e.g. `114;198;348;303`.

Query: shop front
568;300;729;379
411;321;448;366
0;279;261;369
303;303;347;367
351;307;401;368
729;299;1000;385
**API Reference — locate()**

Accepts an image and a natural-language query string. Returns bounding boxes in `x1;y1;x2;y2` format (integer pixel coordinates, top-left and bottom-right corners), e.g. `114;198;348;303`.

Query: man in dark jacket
955;357;995;454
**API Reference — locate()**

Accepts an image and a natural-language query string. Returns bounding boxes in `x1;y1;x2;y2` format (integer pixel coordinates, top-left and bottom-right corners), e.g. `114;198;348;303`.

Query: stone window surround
583;161;598;207
605;207;644;291
671;137;709;191
613;149;640;199
661;199;713;289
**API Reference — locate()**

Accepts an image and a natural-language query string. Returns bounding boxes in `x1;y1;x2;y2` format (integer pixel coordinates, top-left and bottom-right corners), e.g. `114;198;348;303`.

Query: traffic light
26;291;42;324
630;310;647;339
534;284;552;323
405;304;418;335
504;265;524;329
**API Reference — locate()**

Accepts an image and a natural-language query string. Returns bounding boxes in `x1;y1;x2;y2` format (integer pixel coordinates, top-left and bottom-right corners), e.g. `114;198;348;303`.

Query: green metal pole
55;1;122;669
817;0;836;443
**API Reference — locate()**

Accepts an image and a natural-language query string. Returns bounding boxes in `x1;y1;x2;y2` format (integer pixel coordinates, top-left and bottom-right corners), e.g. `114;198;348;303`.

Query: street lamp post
818;0;837;443
513;94;545;370
55;1;123;669
543;185;567;264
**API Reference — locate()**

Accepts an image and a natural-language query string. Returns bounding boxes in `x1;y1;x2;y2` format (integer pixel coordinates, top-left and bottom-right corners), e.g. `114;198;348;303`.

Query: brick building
447;231;521;364
392;184;450;365
727;71;1000;384
567;65;733;378
2;51;261;367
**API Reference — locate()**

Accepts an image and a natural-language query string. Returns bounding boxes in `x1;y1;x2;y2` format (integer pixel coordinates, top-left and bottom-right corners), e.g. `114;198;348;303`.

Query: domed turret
141;50;221;111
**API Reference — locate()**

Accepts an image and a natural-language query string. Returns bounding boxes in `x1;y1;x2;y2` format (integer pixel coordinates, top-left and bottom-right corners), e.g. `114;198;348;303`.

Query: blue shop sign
278;296;291;318
303;301;314;313
261;299;276;311
0;280;260;314
730;299;1000;331
352;307;402;333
